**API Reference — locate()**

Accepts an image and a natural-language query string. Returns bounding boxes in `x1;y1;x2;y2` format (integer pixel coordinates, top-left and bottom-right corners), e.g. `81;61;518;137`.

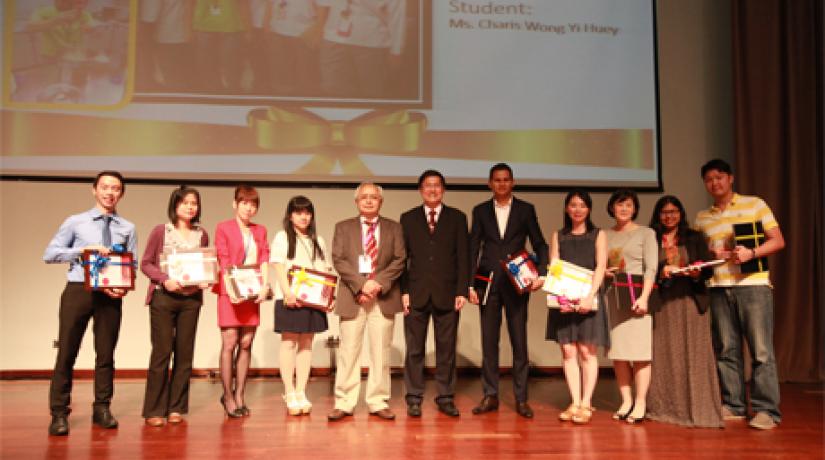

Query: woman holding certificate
140;186;210;427
270;196;332;415
545;190;608;425
214;185;271;418
646;196;723;428
604;189;657;424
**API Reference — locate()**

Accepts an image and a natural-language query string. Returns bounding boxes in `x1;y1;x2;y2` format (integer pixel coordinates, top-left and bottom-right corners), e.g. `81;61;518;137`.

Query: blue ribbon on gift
506;253;538;275
82;244;135;289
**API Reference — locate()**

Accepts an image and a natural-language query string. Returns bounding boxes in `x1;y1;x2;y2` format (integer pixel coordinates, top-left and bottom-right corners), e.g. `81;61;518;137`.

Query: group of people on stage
43;159;785;436
138;0;408;98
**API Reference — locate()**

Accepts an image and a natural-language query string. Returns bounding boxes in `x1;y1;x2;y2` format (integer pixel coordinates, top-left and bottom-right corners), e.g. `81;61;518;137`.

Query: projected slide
1;0;660;188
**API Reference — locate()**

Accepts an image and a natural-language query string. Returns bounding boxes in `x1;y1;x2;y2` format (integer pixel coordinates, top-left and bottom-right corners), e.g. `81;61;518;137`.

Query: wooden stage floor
1;376;822;459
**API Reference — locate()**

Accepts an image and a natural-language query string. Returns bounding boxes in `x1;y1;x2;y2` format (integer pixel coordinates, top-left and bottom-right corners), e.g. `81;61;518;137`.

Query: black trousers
479;283;530;402
49;282;122;416
404;299;459;404
142;290;202;417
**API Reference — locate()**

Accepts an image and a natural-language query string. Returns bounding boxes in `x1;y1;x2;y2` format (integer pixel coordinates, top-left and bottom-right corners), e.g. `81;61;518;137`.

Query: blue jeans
709;286;781;422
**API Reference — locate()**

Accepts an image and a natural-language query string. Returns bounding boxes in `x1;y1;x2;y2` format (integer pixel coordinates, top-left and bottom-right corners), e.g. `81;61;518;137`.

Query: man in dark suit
468;163;548;418
400;170;470;418
328;182;406;421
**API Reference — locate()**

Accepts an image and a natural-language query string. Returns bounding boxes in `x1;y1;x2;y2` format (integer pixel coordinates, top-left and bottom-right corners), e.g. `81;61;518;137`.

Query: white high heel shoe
283;392;302;416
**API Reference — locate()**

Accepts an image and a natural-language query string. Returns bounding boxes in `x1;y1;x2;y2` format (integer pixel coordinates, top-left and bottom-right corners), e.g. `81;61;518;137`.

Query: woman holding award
646;196;723;428
214;185;271;418
545;190;608;425
270;196;332;415
604;189;657;424
140;186;210;427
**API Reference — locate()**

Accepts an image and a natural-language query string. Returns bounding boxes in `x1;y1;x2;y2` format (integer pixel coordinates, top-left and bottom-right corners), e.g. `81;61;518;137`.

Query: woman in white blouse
270;196;333;415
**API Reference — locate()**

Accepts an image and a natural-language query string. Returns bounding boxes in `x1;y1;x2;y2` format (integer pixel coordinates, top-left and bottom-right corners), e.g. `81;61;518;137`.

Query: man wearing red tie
328;182;406;421
400;170;469;417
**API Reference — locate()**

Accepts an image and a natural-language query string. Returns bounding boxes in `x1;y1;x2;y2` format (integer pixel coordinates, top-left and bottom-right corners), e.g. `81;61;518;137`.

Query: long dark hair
283;196;324;261
561;189;595;234
649;195;689;244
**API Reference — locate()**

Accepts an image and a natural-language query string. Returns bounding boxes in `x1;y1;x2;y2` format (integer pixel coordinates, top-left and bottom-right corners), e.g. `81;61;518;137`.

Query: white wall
0;0;732;372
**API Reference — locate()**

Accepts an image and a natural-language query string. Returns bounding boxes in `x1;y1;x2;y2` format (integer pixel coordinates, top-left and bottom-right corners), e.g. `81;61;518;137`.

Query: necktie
428;209;437;234
102;215;113;248
365;220;378;279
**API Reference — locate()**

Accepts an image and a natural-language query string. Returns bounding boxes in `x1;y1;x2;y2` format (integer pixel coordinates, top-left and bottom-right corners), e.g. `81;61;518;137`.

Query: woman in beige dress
604;189;657;424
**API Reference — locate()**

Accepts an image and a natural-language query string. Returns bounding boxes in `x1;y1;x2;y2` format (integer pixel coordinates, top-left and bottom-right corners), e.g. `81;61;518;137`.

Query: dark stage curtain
731;0;823;382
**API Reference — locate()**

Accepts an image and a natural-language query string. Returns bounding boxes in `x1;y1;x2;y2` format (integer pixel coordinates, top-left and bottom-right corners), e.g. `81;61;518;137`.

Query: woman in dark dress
647;195;723;428
546;190;608;424
270;196;332;415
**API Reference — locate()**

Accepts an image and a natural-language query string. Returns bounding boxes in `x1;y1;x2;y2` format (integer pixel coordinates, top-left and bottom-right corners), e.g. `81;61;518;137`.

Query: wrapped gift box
160;248;218;286
224;265;266;301
287;266;338;310
473;269;494;306
733;221;769;274
543;259;596;309
500;250;538;295
82;250;136;291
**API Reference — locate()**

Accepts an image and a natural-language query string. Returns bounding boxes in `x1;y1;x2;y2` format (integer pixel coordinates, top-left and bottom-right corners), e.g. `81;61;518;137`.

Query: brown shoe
472;395;499;415
559;404;579;422
369;408;396;420
722;406;746;420
327;409;353;421
145;417;166;427
167;413;183;424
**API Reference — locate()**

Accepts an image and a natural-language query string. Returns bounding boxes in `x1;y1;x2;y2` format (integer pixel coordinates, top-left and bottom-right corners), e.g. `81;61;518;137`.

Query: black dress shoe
92;407;119;429
407;403;422;417
437;401;460;417
48;415;69;436
369;408;396;420
327;409;353;421
472;395;499;415
516;402;534;419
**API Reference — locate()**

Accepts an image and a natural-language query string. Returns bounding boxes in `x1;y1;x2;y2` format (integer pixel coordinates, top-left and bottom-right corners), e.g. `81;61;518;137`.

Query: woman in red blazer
213;185;270;417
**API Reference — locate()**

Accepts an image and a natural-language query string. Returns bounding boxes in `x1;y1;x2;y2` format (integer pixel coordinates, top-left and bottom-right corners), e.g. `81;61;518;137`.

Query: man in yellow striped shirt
694;159;785;430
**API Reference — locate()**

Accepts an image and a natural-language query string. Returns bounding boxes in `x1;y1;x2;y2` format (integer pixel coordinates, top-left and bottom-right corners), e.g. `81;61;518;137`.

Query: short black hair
607;188;640;220
417;169;446;188
488;163;513;180
701;159;733;178
93;170;125;194
167;186;202;224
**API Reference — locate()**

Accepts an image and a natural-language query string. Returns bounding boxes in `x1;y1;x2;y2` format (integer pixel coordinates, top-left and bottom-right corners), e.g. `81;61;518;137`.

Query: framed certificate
82;250;136;291
733;221;769;274
160;248;218;286
500;250;538;295
543;259;596;309
223;265;266;302
287;266;338;311
607;272;655;309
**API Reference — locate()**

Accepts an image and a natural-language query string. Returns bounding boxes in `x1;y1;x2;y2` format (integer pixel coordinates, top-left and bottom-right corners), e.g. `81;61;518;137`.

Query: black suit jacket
401;205;470;310
655;229;713;313
470;197;549;294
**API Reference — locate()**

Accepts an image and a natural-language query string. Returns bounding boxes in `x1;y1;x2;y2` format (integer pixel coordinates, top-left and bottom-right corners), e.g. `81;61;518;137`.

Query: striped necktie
364;220;378;278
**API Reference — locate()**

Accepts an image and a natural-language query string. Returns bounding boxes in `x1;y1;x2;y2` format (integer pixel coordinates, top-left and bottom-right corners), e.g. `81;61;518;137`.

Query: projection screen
1;0;661;189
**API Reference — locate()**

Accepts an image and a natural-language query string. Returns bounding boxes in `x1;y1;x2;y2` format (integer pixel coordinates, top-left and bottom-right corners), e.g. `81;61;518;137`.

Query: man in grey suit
400;170;470;418
328;182;406;421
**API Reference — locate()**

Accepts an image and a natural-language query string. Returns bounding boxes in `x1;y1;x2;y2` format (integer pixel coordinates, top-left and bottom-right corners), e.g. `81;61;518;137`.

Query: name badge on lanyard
358;254;373;274
337;3;353;37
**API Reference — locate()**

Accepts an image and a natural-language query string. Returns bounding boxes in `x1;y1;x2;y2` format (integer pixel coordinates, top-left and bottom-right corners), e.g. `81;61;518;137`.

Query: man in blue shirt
43;171;137;436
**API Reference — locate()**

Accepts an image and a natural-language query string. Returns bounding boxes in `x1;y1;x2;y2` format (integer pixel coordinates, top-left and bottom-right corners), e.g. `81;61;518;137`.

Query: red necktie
365;220;378;279
428;209;436;234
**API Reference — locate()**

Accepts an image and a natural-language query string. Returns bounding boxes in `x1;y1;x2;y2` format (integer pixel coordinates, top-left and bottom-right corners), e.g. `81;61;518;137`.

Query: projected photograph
1;0;661;189
133;0;429;106
3;0;132;106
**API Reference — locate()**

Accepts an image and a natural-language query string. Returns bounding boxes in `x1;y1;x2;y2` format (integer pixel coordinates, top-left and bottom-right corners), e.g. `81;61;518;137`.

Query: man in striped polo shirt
694;159;785;430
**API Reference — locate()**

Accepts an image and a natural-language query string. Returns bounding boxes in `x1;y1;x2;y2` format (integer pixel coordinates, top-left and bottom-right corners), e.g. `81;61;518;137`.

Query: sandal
284;393;302;416
558;404;579;422
572;406;594;424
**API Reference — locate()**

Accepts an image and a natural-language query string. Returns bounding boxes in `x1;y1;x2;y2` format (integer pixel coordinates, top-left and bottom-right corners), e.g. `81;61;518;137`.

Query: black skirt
273;299;328;333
